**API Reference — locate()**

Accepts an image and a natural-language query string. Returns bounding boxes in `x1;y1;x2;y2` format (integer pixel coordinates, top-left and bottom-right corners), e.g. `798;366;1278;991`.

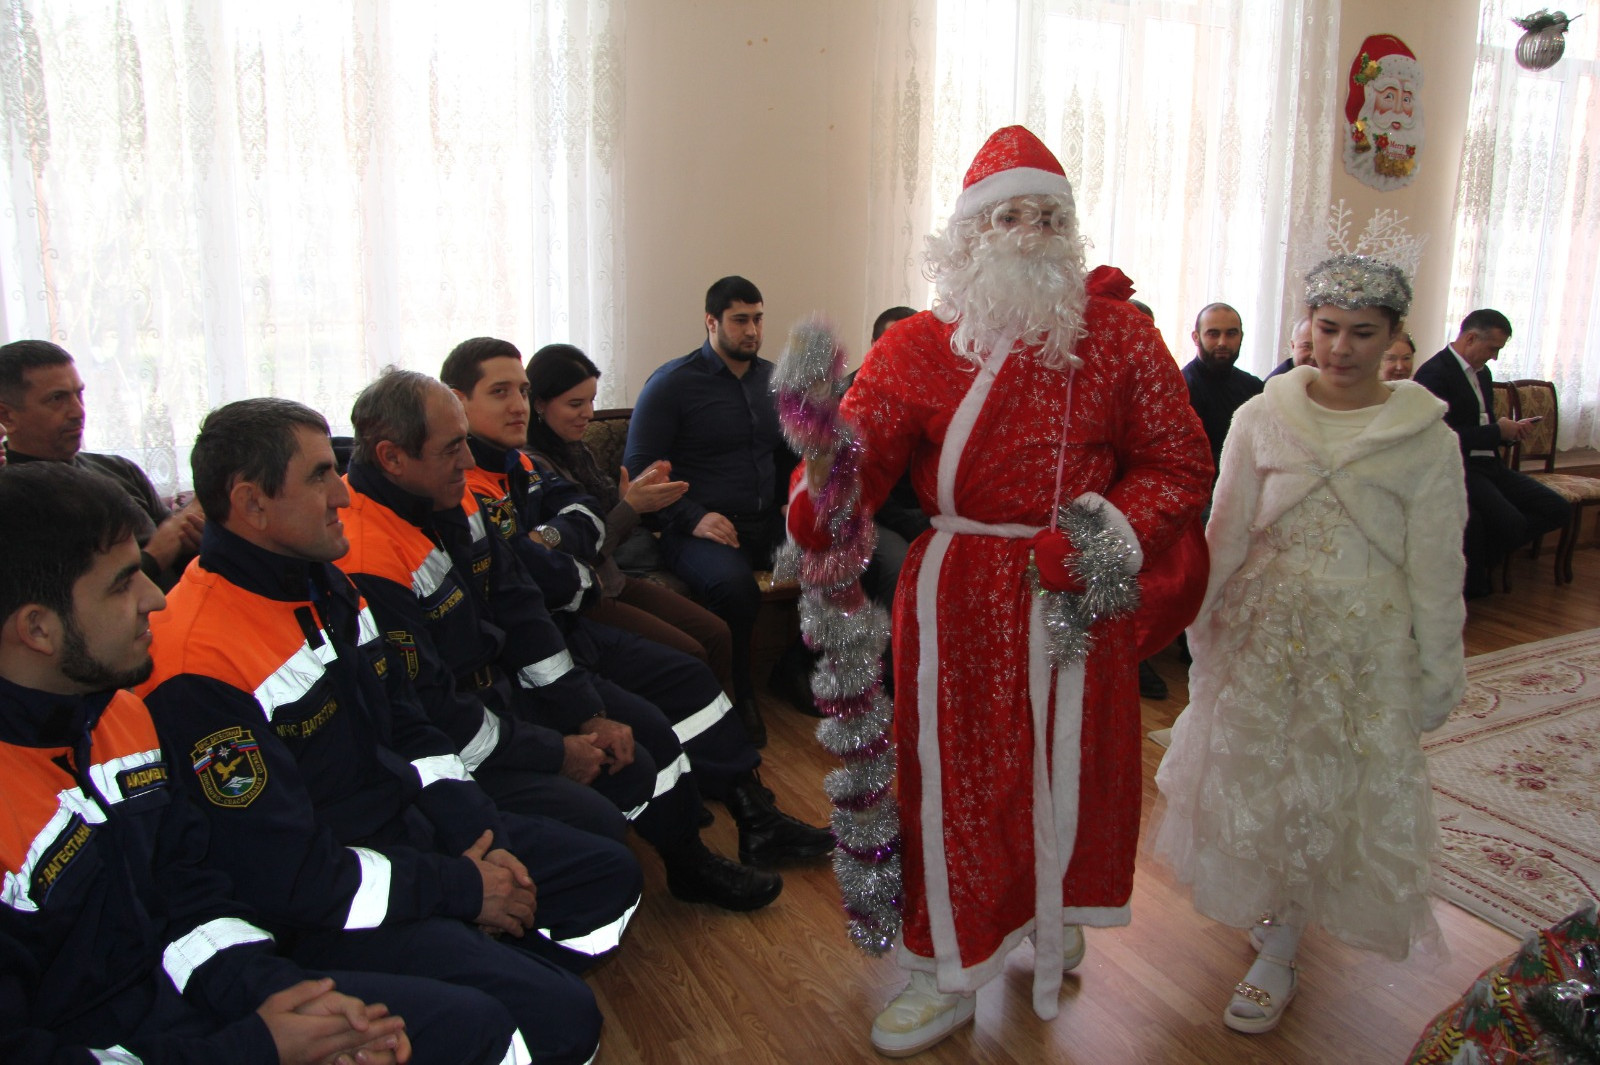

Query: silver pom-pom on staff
771;316;902;956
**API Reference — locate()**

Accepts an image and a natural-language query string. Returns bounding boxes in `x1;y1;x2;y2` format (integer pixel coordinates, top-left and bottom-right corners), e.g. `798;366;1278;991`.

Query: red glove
1028;528;1083;594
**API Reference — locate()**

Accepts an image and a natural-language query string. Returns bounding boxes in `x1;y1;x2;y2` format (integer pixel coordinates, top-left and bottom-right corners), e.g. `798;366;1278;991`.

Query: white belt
928;515;1042;539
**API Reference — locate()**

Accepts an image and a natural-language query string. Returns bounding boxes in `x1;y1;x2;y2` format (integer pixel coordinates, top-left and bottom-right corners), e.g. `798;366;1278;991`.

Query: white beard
925;199;1090;371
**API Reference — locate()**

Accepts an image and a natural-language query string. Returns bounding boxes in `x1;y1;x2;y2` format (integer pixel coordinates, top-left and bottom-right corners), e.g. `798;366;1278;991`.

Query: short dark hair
1128;299;1155;321
525;343;603;455
0;339;74;406
705;276;763;319
350;368;442;466
0;462;144;622
192;398;330;523
1193;303;1241;334
1460;309;1513;338
871;306;917;343
441;336;524;396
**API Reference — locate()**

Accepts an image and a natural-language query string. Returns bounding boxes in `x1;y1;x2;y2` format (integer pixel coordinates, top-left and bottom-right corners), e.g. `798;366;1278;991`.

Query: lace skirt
1154;555;1441;959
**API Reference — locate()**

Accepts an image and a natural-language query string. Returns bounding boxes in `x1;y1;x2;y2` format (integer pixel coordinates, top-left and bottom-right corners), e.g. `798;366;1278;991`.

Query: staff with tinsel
771;317;902;955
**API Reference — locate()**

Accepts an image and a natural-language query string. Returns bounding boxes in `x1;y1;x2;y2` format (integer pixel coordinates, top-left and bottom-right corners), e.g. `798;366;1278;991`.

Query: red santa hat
1345;35;1423;127
952;125;1076;221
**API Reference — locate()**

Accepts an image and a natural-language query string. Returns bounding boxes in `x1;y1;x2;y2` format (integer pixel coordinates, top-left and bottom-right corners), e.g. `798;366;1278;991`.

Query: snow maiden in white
1155;254;1467;1035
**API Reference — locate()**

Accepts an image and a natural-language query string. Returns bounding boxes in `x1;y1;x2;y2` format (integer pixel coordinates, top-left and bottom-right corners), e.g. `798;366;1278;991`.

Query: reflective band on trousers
163;916;272;993
540;893;639;956
623;752;690;821
672;692;732;745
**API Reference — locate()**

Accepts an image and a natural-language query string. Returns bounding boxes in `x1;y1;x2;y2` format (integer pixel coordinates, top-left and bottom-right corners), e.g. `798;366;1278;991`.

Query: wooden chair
1508;379;1600;584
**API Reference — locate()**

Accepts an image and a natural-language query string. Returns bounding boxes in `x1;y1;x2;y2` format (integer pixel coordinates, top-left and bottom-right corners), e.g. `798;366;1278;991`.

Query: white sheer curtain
0;0;625;495
865;0;1340;375
1447;5;1600;450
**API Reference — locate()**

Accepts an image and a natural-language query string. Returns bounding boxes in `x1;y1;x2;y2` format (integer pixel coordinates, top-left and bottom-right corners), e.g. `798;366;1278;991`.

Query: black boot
727;770;835;867
735;696;767;748
660;835;783;911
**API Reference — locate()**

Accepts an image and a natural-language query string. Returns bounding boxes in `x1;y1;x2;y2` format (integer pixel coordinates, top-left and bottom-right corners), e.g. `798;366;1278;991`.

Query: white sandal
1247;912;1275;952
870;971;976;1058
1224;953;1297;1035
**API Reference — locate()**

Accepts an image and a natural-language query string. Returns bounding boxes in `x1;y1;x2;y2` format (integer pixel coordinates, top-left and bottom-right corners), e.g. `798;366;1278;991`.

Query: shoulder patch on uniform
191;728;267;808
117;760;169;798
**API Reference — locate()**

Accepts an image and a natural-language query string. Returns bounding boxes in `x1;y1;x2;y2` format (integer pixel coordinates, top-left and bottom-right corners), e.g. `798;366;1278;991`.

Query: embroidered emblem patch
482;496;519;541
386;630;420;681
191;727;267;807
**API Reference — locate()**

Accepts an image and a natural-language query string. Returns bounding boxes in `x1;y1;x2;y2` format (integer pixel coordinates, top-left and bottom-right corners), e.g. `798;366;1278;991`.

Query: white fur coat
1198;366;1468;728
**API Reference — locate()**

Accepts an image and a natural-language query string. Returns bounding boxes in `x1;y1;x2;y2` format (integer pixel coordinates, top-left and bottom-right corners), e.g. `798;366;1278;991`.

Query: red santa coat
792;300;1211;1015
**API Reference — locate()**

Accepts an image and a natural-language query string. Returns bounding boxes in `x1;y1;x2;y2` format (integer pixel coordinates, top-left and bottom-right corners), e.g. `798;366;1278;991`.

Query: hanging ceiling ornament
1511;10;1580;72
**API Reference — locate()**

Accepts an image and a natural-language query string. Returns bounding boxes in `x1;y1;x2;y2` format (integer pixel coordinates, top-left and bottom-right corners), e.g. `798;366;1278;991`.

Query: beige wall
619;0;1483;399
620;0;877;402
1332;0;1481;353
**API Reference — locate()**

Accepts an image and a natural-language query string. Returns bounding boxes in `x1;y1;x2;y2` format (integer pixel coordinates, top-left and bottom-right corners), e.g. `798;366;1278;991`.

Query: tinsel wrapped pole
771;316;902;956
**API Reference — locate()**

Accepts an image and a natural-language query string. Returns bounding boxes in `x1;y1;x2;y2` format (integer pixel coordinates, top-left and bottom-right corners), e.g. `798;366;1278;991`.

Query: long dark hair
525;343;602;457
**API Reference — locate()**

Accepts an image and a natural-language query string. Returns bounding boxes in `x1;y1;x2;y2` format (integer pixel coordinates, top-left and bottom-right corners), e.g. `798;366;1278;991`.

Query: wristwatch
534;524;562;548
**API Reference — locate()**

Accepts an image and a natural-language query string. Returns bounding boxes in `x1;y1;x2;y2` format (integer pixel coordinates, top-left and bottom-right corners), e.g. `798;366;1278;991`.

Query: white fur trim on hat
953;167;1076;221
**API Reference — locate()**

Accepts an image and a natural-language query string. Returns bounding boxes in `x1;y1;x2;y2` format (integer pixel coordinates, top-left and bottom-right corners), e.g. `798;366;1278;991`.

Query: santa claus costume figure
789;126;1212;1056
1155;255;1467;1034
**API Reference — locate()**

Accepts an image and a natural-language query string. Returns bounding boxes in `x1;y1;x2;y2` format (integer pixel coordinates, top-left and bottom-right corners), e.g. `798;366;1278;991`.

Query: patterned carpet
1425;629;1600;937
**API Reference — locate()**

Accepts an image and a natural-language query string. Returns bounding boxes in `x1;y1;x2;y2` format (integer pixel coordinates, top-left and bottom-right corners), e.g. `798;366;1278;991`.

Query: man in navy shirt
1181;302;1264;476
624;277;798;724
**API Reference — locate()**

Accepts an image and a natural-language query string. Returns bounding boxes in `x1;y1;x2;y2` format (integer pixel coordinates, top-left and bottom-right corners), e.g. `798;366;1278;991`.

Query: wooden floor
587;545;1600;1064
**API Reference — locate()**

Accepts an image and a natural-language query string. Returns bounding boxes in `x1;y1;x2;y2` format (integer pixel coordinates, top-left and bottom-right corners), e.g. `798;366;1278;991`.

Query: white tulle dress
1154;368;1468;959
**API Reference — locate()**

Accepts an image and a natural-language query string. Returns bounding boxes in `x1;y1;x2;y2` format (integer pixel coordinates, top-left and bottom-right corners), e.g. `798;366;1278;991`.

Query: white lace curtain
866;0;1340;374
1447;5;1600;450
0;0;625;495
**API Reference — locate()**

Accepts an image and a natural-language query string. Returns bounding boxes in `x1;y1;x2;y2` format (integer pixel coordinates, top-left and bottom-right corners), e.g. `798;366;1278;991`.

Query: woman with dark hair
524;344;747;738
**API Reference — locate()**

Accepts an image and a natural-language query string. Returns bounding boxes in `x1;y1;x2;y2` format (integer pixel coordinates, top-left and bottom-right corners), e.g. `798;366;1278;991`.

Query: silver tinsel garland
1035;500;1143;669
772;316;903;955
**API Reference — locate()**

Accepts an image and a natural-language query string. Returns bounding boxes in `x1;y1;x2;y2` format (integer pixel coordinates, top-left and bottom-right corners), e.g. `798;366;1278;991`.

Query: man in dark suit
1412;309;1570;597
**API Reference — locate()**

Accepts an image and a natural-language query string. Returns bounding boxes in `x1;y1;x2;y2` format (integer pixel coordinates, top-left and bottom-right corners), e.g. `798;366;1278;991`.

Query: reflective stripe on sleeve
468;510;488;542
356;605;382;646
163;916;273;993
3;787;107;914
255;638;338;721
540;893;638;957
552;561;594;613
411;549;453;597
88;747;163;805
345;846;393;929
558;502;605;540
91;1048;143;1064
459;707;502;772
411;753;470;787
518;649;575;688
672;692;732;745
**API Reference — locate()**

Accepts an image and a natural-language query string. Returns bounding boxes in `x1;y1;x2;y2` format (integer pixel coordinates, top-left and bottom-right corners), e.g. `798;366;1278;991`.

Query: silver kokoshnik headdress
1304;253;1413;318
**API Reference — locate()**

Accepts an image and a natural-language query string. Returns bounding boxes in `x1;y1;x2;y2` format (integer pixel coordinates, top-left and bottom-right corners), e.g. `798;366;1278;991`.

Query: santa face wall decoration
1343;34;1425;192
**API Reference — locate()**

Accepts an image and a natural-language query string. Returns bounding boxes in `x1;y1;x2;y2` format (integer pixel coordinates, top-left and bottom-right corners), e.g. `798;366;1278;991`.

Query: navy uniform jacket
340;460;608;739
139;523;501;936
467;435;604;615
0;677;302;1064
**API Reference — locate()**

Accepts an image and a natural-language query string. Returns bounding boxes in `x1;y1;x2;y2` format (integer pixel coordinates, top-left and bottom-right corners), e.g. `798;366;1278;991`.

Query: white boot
870;970;976;1058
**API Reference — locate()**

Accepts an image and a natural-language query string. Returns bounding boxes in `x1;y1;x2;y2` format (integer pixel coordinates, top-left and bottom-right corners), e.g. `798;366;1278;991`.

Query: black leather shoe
1138;660;1168;701
662;838;783;911
735;696;767;748
727;771;835;867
